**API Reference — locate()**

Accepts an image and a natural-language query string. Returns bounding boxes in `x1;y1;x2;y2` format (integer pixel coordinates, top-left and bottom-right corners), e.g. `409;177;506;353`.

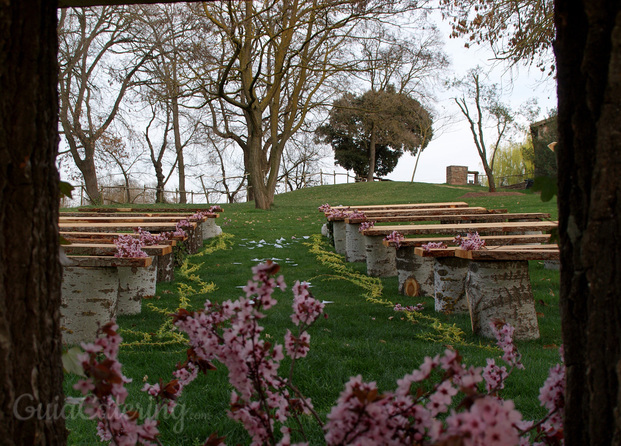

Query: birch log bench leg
395;246;434;296
345;222;366;262
332;220;347;255
61;256;153;345
364;234;397;277
454;246;560;340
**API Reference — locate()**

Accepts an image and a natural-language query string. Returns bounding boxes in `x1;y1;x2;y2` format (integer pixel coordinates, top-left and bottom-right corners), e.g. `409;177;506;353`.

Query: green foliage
316;88;433;179
492;137;535;185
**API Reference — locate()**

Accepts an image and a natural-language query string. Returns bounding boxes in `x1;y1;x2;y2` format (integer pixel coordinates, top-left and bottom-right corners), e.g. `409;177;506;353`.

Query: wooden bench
411;245;559;341
63;243;175;283
381;234;552;297
61;255;154;345
73;206;223;213
59;221;203;254
326;205;487;260
360;221;558;277
323;201;470;212
345;212;551;224
65;207;224;239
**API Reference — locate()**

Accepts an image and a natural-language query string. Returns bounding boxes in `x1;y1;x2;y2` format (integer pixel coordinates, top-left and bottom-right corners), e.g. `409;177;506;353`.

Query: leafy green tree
492;137;534;186
316;88;433;181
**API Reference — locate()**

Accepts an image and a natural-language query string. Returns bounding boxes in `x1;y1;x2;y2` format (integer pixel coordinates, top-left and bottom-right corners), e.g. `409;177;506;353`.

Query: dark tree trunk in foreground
0;0;67;444
555;0;621;443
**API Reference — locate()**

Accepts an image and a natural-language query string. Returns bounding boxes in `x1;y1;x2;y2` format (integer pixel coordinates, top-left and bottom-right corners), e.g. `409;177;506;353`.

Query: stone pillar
434;257;470;313
446;166;468;185
345;223;366;262
61;266;119;345
465;260;540;340
332;221;347;255
117;263;157;315
365;235;397;277
156;252;175;282
202;218;223;239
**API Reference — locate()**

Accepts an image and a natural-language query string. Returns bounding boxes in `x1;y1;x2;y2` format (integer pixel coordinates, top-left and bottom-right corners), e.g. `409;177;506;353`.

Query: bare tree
58;6;150;204
451;68;517;192
438;0;555;74
193;0;426;209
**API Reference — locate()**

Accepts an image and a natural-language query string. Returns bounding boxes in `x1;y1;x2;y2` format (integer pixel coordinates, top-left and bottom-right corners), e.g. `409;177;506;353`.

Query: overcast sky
328;12;558;185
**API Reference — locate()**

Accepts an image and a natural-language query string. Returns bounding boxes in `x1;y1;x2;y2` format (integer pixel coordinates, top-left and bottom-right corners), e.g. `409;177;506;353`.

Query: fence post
320;170;323;186
334;171;336;185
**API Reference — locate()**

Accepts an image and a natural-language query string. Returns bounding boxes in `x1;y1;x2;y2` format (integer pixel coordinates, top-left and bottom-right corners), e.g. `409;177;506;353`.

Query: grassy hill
65;181;560;445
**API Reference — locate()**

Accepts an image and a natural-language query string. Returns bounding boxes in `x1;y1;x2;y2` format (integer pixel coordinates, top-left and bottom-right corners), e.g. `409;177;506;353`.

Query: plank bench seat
383;233;552;248
59;212;219;218
324;201;469;211
62;255;156;344
330;206;495;259
358;221;558;277
361;221;558;236
64;244;174;283
59;221;203;253
345;212;551;224
60;231;180;245
74;206;223;213
59;215;215;223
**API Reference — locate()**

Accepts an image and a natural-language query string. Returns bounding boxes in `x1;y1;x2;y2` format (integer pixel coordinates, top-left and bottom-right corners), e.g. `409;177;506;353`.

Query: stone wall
446;165;468;185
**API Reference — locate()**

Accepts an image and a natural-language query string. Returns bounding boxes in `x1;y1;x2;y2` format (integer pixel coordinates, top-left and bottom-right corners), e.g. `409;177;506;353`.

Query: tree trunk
79;154;103;204
555;0;621;443
484;164;496;192
0;1;67;444
172;95;186;204
367;123;377;182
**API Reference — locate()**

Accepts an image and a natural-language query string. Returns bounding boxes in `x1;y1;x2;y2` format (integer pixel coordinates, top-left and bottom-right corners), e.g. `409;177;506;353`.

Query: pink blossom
421;241;448;252
358;220;376;233
454;231;486;250
114;234;148;258
384;230;405;248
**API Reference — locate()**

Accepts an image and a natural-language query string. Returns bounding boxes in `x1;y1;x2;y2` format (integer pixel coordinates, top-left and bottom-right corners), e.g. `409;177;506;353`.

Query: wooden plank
58;222;197;232
59;215;209;223
362;221;558;236
329;207;502;221
324;202;470;212
346;212;551;224
414;244;559;259
63;244;172;256
59;212;218;218
74;207;222;213
66;255;153;268
383;233;552;247
454;247;560;261
60;232;180;245
359;207;506;217
414;247;458;257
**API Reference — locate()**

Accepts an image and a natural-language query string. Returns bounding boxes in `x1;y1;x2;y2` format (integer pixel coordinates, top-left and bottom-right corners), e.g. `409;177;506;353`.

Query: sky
325;12;558;185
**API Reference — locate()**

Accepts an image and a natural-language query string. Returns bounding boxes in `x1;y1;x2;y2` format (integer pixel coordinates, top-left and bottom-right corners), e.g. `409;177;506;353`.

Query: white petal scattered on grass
321;300;334;304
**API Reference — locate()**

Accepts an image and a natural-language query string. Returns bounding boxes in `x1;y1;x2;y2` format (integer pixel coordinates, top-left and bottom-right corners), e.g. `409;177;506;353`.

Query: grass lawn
64;181;561;445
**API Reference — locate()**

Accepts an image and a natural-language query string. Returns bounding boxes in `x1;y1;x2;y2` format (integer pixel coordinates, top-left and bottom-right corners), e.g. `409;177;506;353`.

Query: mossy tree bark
0;0;67;443
555;0;621;443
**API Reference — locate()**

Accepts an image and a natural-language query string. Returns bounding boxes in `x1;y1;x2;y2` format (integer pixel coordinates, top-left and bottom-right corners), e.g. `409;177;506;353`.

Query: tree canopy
316;88;433;180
